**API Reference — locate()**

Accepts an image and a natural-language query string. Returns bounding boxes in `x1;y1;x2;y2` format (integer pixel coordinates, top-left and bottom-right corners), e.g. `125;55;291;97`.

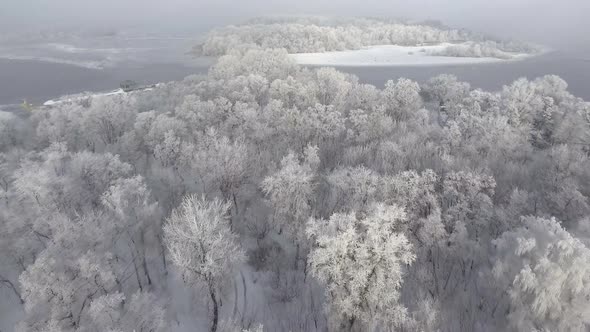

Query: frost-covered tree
86;291;167;332
2;33;589;332
284;103;346;151
346;83;380;111
523;146;590;224
430;41;520;59
270;76;318;110
81;96;137;149
500;75;572;134
307;203;415;331
33;95;137;152
323;166;380;214
33;102;88;150
441;171;497;237
17;212;120;331
163;195;245;332
381;170;443;245
102;175;163;288
146;114;193;170
262;146;319;240
381;78;422;121
13;143;133;216
423;74;471;123
193;129;251;220
197;17;531;57
345;108;394;144
210;49;296;81
0;111;28;151
492;216;590;331
313;67;354;110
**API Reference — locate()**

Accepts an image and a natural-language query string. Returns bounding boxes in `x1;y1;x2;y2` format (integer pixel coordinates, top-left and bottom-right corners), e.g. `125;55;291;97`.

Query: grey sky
1;0;588;49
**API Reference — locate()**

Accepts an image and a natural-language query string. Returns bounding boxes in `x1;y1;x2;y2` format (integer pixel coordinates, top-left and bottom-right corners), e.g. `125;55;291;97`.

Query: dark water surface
1;51;588;109
335;51;590;100
0;59;208;105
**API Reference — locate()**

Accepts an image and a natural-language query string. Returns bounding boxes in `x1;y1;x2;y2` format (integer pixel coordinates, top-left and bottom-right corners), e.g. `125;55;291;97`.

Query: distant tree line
198;17;539;58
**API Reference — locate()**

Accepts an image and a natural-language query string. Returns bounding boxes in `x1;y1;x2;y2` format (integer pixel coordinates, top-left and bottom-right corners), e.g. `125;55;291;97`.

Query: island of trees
0;27;588;332
198;17;541;59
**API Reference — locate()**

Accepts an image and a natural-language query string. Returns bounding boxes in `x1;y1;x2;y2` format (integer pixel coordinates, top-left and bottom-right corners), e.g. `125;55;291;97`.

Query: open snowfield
42;83;163;107
42;88;127;106
290;43;531;66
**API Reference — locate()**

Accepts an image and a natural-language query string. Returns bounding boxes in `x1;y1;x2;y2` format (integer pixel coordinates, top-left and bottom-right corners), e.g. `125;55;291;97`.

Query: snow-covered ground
290;43;531;66
42;84;161;107
42;88;127;106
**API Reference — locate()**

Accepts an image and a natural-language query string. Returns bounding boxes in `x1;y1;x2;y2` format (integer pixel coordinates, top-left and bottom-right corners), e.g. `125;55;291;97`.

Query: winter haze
1;0;589;48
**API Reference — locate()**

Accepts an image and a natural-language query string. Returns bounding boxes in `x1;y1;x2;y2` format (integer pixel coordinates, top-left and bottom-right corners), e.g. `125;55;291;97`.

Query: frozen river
334;50;590;100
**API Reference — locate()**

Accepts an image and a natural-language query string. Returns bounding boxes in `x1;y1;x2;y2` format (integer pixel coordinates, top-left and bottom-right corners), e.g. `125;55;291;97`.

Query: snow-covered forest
1;40;590;331
198;17;540;59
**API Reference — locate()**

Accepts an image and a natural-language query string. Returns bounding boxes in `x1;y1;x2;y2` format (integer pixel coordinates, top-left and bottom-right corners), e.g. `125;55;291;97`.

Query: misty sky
1;0;589;49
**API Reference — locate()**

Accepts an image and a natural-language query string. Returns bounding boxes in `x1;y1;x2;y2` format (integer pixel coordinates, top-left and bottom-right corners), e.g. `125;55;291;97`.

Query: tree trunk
241;271;247;327
295;243;300;270
140;232;152;286
209;282;219;332
159;235;168;275
142;255;152;286
232;276;239;320
339;317;355;332
303;254;309;281
131;250;143;291
437;102;444;126
232;192;239;217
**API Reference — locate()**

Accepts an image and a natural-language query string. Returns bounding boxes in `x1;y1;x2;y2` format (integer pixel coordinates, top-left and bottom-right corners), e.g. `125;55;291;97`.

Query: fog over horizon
1;0;589;51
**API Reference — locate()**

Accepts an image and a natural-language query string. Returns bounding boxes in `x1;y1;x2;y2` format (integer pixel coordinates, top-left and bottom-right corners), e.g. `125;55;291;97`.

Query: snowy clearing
42;89;126;106
42;84;161;107
290;43;532;67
